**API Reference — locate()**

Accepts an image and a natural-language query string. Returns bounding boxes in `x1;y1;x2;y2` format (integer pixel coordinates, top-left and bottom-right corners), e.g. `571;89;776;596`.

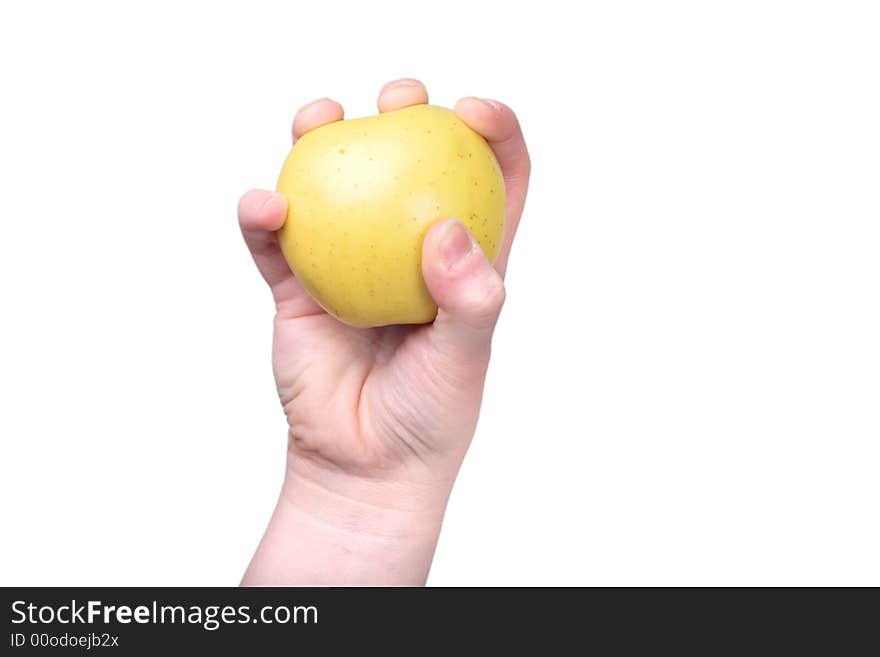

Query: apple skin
275;104;505;327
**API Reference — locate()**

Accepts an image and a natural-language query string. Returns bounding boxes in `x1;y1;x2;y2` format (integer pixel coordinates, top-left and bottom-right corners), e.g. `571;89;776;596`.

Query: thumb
421;218;506;356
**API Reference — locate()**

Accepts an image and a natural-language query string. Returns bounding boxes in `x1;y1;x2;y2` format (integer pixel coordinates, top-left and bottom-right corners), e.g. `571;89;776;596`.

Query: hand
239;79;530;585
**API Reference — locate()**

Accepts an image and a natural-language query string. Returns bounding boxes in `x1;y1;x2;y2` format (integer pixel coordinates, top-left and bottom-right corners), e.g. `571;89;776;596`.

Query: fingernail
301;97;333;110
383;78;422;91
262;192;281;211
480;98;503;111
439;219;476;267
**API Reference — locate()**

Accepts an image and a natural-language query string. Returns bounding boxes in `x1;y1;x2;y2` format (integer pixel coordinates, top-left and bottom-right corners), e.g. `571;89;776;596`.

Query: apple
275;104;505;327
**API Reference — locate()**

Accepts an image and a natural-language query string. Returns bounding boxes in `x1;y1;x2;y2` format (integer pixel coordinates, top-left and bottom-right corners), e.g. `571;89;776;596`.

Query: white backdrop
1;1;878;586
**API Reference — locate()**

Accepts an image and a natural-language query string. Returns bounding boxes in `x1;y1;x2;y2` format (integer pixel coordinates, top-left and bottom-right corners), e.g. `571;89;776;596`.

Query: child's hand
239;79;530;585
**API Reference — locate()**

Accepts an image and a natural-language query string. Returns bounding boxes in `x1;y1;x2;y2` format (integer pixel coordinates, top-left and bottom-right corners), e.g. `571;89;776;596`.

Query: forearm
242;454;455;586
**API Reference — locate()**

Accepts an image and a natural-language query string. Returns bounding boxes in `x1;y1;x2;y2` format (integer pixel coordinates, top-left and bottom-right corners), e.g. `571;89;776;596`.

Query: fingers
238;189;291;290
421;219;506;360
253;97;342;315
454;97;530;278
377;78;429;113
292;98;344;142
454;97;530;183
238;189;320;315
239;189;287;233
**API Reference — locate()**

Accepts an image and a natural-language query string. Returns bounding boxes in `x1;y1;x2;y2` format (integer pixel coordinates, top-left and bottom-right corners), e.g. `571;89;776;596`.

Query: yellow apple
275;104;505;327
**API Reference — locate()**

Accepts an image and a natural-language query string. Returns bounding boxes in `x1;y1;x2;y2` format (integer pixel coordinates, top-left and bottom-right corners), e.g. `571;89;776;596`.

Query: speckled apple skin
275;104;505;327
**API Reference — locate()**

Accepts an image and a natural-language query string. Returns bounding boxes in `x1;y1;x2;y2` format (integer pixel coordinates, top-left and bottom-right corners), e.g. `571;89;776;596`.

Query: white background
1;1;878;586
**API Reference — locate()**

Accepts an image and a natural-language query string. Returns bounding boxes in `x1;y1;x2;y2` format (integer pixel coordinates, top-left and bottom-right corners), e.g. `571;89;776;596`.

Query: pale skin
239;79;530;585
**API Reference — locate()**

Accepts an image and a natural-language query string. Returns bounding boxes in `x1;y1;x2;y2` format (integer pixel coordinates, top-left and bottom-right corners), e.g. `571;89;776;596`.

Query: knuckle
467;277;506;324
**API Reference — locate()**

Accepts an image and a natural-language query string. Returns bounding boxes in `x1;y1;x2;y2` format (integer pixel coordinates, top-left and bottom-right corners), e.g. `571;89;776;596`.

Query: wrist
242;451;458;586
285;451;456;519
